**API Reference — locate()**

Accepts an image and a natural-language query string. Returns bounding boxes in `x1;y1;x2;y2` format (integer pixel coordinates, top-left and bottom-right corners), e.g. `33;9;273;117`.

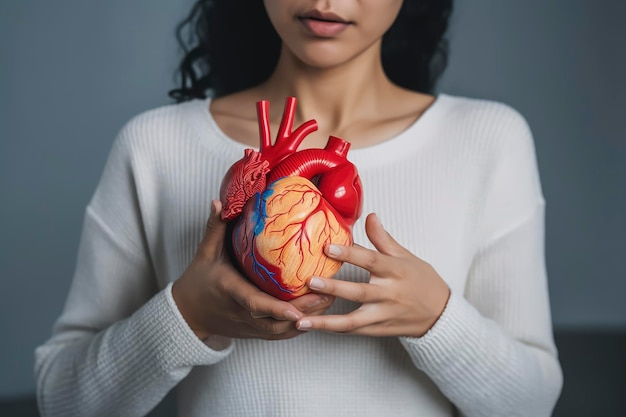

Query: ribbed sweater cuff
136;283;234;372
399;291;497;377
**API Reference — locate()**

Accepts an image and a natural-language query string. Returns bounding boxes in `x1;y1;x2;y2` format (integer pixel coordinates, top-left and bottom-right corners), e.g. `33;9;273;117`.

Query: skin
173;0;450;344
297;214;449;337
173;200;336;344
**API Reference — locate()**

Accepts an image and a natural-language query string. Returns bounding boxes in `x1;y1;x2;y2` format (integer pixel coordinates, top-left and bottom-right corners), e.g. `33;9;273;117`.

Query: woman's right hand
172;200;334;343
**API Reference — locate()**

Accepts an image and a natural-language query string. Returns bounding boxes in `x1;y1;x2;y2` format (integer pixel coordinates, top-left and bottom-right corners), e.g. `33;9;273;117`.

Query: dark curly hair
169;0;453;101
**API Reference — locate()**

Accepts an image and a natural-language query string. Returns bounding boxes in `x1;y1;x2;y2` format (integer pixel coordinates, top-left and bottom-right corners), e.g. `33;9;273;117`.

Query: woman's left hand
296;213;450;338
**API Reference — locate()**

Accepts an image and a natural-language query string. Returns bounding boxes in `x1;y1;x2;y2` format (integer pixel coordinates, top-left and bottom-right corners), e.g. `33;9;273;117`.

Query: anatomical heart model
219;97;363;300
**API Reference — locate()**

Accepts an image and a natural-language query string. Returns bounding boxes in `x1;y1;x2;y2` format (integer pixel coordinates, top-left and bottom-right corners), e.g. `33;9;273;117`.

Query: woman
35;1;563;416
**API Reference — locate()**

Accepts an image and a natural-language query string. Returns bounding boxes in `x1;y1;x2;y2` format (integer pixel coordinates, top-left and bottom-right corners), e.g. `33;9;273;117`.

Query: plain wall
1;0;624;398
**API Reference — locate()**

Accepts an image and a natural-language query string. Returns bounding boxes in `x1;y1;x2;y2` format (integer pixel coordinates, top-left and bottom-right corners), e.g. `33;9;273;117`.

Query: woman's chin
289;46;368;72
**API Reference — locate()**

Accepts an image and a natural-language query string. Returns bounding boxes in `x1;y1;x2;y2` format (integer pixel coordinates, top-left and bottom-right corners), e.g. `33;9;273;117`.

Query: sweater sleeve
399;107;563;416
34;120;234;417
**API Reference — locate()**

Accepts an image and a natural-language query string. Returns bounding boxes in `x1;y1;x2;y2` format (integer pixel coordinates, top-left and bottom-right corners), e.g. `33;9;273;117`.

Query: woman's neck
258;42;399;133
211;41;433;150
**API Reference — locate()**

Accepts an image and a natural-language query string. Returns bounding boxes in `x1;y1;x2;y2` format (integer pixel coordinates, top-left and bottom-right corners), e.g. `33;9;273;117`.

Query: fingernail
297;320;312;331
210;200;217;215
284;310;300;321
374;213;383;227
327;244;342;257
309;277;325;290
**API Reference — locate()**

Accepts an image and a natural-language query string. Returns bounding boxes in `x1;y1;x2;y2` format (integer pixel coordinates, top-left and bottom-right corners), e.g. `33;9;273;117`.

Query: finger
298;320;403;337
365;213;409;257
249;312;272;319
303;301;336;317
308;277;382;303
296;311;373;334
237;313;298;335
220;320;300;340
199;200;227;259
325;243;394;276
229;280;303;321
289;293;335;314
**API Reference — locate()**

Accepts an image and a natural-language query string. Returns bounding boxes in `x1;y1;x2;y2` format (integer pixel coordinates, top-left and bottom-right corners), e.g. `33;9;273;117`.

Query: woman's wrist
419;284;451;337
201;334;233;351
172;279;212;340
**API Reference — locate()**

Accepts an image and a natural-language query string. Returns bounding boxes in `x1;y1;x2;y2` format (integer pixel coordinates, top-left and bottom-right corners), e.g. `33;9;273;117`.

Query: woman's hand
172;200;334;342
296;213;450;338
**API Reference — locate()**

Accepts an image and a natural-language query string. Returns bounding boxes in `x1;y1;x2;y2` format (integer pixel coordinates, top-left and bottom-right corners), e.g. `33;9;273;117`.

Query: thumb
365;213;407;257
199;199;228;259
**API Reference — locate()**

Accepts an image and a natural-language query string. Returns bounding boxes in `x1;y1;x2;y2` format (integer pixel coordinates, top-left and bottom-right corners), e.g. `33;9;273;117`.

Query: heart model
219;97;363;300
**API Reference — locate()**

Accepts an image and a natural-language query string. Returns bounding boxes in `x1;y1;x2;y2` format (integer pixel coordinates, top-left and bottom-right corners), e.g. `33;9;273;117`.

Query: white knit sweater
34;94;563;417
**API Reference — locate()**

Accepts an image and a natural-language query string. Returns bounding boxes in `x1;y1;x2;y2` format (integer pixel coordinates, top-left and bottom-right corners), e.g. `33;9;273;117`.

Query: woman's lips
298;11;352;37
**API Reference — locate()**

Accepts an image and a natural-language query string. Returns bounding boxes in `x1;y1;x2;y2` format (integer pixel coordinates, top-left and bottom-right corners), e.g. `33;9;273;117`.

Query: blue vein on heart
242;187;292;295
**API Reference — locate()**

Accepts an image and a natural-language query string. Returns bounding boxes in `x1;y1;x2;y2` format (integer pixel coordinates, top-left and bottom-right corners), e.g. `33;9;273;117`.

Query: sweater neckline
195;94;449;166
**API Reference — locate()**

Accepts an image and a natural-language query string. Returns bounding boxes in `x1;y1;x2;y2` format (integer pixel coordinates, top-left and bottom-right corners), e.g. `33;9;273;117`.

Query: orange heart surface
232;176;352;299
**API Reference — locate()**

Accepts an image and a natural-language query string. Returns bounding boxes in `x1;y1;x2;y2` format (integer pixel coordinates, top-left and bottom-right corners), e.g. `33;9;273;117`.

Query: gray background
1;0;624;399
